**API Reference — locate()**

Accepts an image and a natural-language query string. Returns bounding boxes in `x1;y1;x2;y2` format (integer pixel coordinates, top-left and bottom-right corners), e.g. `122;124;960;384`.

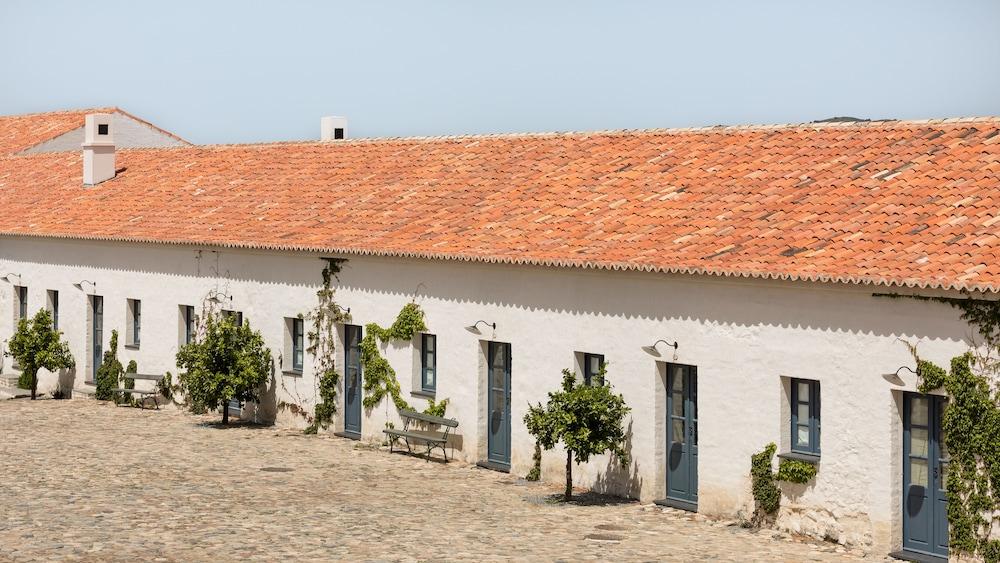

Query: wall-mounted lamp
641;339;679;358
882;365;916;386
1;273;21;283
207;290;233;305
465;320;496;334
72;280;96;292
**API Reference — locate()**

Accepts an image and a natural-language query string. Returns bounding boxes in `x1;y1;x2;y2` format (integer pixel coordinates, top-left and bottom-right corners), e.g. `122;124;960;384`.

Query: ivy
882;292;1000;561
302;259;351;434
775;458;818;484
423;397;449;418
360;302;427;412
748;443;819;526
526;442;542;481
750;443;781;523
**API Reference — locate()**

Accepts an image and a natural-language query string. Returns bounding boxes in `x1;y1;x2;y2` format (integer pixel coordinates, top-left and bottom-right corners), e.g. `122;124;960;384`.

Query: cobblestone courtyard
0;401;875;562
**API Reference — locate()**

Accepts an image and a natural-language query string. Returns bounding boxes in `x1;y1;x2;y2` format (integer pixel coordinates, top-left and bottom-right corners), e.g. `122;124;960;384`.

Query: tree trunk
222;402;229;424
565;449;573;501
29;369;37;401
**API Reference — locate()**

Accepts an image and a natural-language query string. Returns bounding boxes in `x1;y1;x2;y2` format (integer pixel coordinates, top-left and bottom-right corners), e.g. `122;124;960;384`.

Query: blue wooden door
903;393;948;559
91;295;103;381
487;341;511;466
343;325;363;437
666;364;698;510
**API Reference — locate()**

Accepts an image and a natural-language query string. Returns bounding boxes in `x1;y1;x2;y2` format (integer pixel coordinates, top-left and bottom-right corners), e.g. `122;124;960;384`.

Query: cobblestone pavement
1;401;878;562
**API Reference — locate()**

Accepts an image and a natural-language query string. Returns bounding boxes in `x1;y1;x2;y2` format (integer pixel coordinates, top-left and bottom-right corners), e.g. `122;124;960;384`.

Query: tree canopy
524;368;631;500
5;308;74;400
176;313;272;424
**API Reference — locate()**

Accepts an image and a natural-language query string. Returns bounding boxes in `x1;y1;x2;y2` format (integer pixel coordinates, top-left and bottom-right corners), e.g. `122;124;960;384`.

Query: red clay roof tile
0;115;998;292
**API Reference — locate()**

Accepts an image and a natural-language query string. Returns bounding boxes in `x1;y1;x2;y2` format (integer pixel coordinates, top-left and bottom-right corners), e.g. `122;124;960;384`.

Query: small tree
176;313;272;424
95;330;125;402
5;308;74;400
524;368;631;501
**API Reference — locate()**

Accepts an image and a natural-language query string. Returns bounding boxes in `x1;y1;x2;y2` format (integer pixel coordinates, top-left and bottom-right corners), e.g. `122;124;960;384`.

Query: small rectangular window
791;378;821;455
15;285;27;320
421;333;436;393
222;309;243;327
126;299;141;347
334;128;344;139
47;290;59;331
292;317;304;372
182;305;196;344
97;123;109;135
583;353;605;386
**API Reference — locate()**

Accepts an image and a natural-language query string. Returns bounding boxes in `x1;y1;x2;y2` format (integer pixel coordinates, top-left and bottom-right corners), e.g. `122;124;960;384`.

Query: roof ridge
0;106;119;120
121;115;1000;151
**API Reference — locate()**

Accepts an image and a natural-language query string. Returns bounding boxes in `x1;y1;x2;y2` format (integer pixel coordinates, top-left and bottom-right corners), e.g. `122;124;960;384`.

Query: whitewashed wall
0;236;973;554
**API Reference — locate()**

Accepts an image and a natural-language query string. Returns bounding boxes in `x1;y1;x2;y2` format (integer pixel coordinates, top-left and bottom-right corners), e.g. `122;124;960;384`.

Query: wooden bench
113;373;165;410
383;409;459;461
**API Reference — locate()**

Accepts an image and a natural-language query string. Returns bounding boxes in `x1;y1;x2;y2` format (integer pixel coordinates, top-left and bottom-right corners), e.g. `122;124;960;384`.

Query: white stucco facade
0;236;974;555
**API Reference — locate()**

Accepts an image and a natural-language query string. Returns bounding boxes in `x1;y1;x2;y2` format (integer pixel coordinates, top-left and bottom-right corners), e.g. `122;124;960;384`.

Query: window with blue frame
183;305;196;344
16;286;27;320
127;299;141;347
421;333;436;393
48;290;59;331
791;378;821;455
292;318;304;372
583;353;605;386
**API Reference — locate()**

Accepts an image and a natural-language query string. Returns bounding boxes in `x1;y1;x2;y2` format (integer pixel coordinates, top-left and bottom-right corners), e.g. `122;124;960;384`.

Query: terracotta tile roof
0;107;189;155
0;117;998;292
0;108;113;155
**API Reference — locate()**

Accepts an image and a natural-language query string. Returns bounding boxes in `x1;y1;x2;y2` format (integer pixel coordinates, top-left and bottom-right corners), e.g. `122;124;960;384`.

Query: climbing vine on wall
303;259;351;434
748;443;818;526
361;302;427;412
880;292;1000;561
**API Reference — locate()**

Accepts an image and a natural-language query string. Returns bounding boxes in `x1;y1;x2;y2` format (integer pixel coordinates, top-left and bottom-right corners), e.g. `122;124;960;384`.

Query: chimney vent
82;113;115;185
320;116;347;141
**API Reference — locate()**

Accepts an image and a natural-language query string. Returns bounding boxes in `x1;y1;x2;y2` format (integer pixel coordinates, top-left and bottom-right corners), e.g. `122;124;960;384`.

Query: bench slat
124;374;165;381
398;409;459;427
383;429;448;444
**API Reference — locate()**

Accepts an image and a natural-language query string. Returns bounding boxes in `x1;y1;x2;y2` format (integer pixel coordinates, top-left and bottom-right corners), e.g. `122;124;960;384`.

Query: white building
2;109;998;561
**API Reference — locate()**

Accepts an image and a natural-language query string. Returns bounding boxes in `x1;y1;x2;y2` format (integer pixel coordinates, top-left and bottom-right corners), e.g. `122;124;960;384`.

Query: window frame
420;333;437;393
790;378;821;455
291;317;304;372
582;352;605;386
47;290;59;331
16;285;27;321
126;298;141;347
183;305;196;345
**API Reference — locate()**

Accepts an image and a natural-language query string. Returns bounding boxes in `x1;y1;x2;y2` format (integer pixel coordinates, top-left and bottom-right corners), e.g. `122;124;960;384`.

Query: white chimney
320;116;348;141
82;113;115;185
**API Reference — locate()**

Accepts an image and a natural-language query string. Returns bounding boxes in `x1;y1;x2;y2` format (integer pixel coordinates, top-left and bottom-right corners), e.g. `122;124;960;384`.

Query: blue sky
2;0;999;144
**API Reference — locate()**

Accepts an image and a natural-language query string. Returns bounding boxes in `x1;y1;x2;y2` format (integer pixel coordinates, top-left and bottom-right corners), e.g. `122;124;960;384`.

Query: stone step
0;374;22;388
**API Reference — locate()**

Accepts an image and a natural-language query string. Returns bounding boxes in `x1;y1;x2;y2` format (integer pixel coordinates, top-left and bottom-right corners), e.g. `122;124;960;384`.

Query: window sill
124;344;140;350
282;369;304;378
778;451;820;464
411;389;436;399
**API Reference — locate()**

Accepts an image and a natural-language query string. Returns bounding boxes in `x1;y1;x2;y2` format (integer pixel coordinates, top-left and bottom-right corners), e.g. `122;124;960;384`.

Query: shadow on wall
57;367;76;397
255;362;280;423
7;239;971;343
592;420;643;500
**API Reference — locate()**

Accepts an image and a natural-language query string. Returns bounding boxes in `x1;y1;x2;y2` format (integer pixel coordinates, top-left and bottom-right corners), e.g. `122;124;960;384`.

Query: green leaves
750;443;781;519
775;458;817;484
175;313;272;423
95;330;124;401
524;369;632;472
360;302;429;412
6;308;74;398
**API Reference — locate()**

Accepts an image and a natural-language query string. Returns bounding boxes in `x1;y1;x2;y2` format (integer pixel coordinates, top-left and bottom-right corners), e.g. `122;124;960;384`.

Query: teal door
903;393;948;559
343;325;362;437
666;364;698;510
487;341;511;466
